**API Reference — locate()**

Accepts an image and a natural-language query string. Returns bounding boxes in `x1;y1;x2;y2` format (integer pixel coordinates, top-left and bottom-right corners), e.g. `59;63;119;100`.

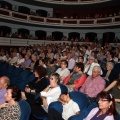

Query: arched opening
36;9;47;17
18;6;30;14
52;31;63;40
68;32;80;40
103;32;115;46
85;32;97;42
35;30;46;40
0;26;11;37
18;28;29;38
0;1;12;10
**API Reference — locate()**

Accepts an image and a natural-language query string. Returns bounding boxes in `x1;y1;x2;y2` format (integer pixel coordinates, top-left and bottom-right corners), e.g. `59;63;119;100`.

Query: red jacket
63;73;87;91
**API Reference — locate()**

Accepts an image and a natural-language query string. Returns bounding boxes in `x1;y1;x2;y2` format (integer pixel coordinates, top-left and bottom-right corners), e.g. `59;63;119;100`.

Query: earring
109;105;111;108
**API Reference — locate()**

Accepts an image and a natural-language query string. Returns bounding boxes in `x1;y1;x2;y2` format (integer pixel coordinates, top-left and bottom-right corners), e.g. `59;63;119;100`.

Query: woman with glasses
40;73;61;111
84;91;115;120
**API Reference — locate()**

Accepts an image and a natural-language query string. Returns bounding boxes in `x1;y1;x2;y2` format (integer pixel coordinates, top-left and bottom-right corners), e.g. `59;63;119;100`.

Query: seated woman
102;62;119;84
40;73;61;110
63;62;86;91
47;92;80;120
104;73;120;114
22;66;48;101
56;60;70;82
84;91;115;120
0;86;21;120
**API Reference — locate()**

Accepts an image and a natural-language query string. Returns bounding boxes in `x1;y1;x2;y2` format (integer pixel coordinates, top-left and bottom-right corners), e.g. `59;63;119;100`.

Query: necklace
35;77;44;83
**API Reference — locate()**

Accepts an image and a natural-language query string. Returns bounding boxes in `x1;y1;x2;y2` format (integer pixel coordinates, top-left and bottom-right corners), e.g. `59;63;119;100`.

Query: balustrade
0;8;120;27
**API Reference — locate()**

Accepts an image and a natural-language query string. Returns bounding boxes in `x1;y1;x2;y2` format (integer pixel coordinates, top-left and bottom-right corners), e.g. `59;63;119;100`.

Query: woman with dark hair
0;86;21;120
22;66;48;100
84;91;115;120
63;62;86;91
21;66;48;114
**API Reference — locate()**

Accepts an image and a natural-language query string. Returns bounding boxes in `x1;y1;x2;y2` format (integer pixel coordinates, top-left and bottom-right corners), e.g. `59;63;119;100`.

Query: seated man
63;62;86;91
0;76;10;104
80;66;105;101
48;92;80;120
67;52;75;72
21;54;31;69
84;56;102;76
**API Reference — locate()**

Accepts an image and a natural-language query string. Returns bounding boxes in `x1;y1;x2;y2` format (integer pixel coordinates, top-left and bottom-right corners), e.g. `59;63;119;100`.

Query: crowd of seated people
0;42;120;119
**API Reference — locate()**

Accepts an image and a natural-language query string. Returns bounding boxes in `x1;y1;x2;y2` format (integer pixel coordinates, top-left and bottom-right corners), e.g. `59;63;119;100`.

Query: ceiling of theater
13;0;120;9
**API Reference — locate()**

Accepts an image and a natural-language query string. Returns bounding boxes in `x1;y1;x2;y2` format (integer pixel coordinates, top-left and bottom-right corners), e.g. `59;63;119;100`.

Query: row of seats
0;61;35;90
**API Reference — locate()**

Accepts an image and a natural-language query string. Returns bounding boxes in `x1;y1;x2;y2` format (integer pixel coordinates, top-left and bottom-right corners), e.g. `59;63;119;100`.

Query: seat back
20;70;32;80
69;91;89;111
59;84;68;94
19;100;31;120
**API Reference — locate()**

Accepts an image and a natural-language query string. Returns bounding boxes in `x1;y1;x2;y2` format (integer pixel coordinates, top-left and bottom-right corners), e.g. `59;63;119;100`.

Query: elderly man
80;66;105;99
22;54;31;69
84;56;102;76
0;76;10;104
67;52;75;72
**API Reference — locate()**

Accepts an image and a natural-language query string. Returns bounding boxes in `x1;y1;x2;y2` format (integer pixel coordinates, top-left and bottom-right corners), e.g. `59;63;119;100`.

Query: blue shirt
0;88;6;104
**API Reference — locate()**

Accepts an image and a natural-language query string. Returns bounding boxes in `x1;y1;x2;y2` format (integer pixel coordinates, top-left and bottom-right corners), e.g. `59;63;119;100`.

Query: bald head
0;76;10;90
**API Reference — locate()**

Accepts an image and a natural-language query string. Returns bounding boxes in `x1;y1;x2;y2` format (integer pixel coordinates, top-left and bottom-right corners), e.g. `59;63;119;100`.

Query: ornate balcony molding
0;37;119;46
34;0;111;5
0;8;120;28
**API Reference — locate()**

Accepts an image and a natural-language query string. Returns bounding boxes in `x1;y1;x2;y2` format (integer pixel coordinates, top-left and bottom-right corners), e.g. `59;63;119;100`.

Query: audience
0;41;120;119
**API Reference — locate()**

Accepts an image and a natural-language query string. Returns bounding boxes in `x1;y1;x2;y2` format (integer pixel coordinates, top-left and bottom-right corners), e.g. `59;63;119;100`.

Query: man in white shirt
67;52;75;71
48;92;80;120
56;60;70;82
9;51;18;65
84;56;102;76
0;51;6;61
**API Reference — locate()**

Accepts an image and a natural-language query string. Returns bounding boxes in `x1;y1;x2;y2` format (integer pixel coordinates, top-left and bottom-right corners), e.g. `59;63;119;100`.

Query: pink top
80;75;105;98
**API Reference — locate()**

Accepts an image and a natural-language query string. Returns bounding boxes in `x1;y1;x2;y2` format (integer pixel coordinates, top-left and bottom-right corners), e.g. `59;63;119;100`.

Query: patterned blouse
0;104;21;120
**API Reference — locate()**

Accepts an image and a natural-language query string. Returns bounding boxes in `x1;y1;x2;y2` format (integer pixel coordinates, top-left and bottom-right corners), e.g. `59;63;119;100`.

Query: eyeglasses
97;99;109;102
50;78;54;80
88;59;94;60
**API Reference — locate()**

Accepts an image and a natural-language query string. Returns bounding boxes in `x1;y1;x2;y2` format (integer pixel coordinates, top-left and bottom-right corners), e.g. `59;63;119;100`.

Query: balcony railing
34;0;111;4
0;8;120;27
0;37;119;46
